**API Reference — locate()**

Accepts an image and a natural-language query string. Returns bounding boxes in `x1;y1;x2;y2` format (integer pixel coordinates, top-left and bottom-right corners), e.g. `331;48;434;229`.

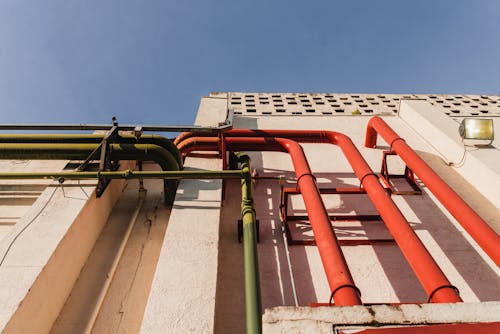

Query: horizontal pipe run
0;134;182;168
0;109;234;133
365;116;500;267
0;169;246;180
178;132;463;303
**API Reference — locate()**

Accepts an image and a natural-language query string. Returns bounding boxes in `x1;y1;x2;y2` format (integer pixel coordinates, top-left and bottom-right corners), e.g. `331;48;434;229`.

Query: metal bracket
280;187;393;246
380;150;421;195
76;118;121;197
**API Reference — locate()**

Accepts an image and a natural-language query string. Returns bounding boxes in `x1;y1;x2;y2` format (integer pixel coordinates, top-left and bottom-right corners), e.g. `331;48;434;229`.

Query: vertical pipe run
237;153;262;334
365;116;500;267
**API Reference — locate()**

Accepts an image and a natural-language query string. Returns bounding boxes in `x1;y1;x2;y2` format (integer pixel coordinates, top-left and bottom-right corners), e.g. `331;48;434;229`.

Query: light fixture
459;118;494;144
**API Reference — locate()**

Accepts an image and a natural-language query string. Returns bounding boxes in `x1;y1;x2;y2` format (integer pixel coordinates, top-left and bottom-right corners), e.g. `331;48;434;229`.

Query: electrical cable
0;185;59;267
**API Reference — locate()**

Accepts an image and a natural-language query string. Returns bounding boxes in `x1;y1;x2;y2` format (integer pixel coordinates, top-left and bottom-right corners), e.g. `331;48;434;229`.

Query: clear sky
1;1;499;126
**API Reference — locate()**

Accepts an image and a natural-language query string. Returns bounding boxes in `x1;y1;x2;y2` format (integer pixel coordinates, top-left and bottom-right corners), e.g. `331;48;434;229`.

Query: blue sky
1;1;499;126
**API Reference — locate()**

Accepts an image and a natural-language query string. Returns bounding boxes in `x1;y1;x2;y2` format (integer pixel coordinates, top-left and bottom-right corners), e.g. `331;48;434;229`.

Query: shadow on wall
398;150;500;302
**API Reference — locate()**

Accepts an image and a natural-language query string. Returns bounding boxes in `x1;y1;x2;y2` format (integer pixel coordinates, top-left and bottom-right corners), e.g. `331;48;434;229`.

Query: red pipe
178;133;462;303
177;132;463;303
365;116;500;267
229;137;362;305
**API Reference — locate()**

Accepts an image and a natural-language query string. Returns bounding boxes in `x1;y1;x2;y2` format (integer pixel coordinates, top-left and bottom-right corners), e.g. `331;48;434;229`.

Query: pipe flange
359;172;378;187
329;284;362;306
389;137;406;150
427;285;460;303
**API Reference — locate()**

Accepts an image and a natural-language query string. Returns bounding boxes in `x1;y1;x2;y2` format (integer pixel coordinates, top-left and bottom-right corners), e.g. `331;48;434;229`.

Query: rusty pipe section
365;116;500;267
177;130;463;303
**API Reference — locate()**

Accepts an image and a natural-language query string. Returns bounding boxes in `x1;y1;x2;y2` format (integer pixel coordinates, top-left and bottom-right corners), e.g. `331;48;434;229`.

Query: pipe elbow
365;117;381;148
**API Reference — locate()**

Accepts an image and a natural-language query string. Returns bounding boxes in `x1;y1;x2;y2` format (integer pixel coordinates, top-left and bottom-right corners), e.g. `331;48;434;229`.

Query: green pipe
0;134;183;168
237;153;262;334
0;156;263;332
0;169;245;180
0;142;180;202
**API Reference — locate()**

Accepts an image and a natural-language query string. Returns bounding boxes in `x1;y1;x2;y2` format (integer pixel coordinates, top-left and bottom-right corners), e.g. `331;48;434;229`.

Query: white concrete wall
0;161;128;333
140;95;227;333
399;99;500;209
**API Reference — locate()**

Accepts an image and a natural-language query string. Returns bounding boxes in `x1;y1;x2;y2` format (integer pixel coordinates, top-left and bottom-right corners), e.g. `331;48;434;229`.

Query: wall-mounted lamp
459;118;494;145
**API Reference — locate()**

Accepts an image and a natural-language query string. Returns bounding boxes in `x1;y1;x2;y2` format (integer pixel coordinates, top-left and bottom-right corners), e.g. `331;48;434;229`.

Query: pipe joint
329;284;362;306
427;285;460;303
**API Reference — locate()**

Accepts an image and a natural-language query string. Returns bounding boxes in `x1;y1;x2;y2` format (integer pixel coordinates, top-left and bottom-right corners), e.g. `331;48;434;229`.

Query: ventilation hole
272;95;280;98
288;101;297;105
463;100;470;103
445;112;450;115
445;98;454;101
451;110;460;113
247;103;255;107
305;109;316;113
480;103;488;106
316;101;325;105
262;111;272;115
455;96;463;99
344;102;352;105
351;95;360;98
328;99;337;103
453;102;461;106
378;95;386;98
471;105;479;108
234;111;242;115
331;104;340;107
359;104;368;108
303;104;312;107
371;102;380;105
232;97;241;100
365;109;373;113
490;101;497;104
322;111;332;115
429;96;438;99
247;109;256;113
260;101;269;105
435;100;443;103
276;109;286;113
471;112;479;116
393;98;400;101
480;110;489;113
335;109;344;113
274;104;284;107
403;95;412;99
366;97;375;101
231;101;241;105
355;99;363;103
393;109;398;113
286;97;295;100
292;111;302;115
472;98;480;101
313;97;322;100
325;95;334;98
245;94;254;97
443;105;451;108
388;104;396;108
340;97;348;100
298;95;307;98
300;99;310;103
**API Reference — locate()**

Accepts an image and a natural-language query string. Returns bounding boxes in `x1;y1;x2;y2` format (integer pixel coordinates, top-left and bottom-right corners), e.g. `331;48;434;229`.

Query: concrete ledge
263;302;500;333
399;99;500;208
0;172;127;333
